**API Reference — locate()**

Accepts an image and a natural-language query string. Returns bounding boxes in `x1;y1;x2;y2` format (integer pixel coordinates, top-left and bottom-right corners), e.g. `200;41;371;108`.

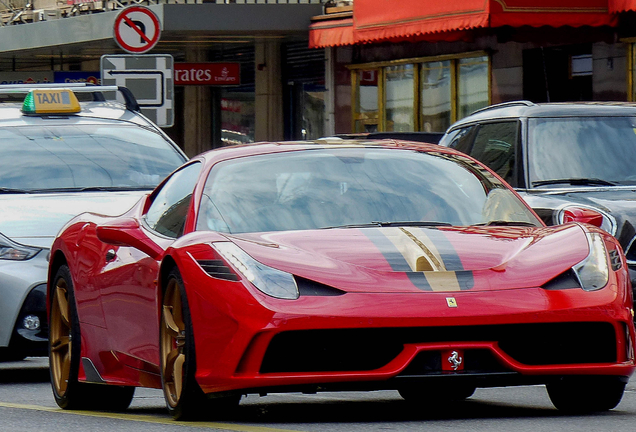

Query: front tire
160;267;240;420
160;268;208;420
49;265;135;411
547;377;626;413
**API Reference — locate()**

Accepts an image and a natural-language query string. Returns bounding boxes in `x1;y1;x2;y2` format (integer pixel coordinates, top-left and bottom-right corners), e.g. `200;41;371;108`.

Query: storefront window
221;90;255;146
354;69;379;132
351;53;489;133
301;84;326;140
458;56;489;119
420;61;451;132
385;64;414;132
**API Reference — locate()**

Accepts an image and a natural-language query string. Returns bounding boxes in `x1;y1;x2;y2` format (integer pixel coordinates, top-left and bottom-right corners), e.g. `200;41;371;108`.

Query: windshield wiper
474;220;538;227
27;186;154;193
321;221;452;229
0;187;31;194
532;178;617;187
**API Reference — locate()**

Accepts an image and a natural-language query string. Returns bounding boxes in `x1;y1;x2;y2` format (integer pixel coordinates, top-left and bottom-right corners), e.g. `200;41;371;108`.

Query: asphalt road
1;358;636;432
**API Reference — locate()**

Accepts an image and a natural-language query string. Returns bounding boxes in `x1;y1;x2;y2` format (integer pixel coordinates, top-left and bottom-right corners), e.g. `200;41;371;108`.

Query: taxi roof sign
22;89;81;115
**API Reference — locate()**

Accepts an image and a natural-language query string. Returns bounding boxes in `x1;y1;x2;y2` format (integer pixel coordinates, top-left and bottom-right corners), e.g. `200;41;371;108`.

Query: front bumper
187;280;636;396
0;250;48;355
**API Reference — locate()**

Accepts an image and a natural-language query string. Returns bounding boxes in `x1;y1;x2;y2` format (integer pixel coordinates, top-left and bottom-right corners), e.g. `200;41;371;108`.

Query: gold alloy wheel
50;279;72;397
161;278;187;408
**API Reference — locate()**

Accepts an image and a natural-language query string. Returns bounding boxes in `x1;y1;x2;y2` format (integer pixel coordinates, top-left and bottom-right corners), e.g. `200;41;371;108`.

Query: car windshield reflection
197;148;542;234
528;117;636;187
0;125;185;192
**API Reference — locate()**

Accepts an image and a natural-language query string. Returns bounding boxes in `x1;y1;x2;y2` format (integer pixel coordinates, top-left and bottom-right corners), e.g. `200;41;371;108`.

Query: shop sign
0;72;53;85
54;72;101;85
174;63;240;86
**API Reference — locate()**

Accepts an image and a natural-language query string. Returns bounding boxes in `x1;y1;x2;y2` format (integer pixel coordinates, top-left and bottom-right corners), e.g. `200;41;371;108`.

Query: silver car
0;84;187;360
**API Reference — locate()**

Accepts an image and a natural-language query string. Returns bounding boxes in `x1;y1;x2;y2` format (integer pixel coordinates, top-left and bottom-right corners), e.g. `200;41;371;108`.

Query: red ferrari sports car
47;139;635;419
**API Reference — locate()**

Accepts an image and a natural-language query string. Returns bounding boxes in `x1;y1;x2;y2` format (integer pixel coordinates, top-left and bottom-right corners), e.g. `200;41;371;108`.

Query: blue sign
54;72;101;85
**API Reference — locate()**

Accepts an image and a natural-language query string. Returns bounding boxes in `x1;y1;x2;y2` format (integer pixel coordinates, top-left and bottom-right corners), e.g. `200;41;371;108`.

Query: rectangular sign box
174;63;240;86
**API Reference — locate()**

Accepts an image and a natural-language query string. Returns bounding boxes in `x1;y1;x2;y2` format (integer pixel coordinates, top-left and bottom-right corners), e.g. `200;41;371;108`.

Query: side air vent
609;249;622;271
542;269;581;290
295;276;346;296
197;260;239;281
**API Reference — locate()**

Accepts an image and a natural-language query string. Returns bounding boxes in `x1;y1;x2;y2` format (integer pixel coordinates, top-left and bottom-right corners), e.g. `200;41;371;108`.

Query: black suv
439;101;636;288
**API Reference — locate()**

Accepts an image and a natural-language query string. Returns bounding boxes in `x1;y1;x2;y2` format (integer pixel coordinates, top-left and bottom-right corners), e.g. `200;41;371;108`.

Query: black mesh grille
260;322;617;373
197;259;239;281
295;277;346;297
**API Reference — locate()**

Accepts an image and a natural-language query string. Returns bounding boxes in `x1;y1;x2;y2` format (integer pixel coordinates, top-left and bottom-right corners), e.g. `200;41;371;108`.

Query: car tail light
557;205;615;235
562;207;603;226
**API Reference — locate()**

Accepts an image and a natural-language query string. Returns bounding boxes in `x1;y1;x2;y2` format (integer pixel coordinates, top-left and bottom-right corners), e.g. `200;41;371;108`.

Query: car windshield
528;116;636;187
0;124;185;192
197;148;541;234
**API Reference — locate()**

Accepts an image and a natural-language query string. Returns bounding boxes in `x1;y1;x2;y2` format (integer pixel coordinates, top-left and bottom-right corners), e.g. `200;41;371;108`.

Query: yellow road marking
0;401;304;432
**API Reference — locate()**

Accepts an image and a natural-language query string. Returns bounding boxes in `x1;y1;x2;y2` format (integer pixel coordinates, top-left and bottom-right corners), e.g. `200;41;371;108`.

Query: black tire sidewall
161;267;206;420
49;264;83;409
547;377;626;413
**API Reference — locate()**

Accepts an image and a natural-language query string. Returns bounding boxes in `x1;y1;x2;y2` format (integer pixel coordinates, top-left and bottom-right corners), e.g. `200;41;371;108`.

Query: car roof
0;85;159;130
0;100;157;129
450;101;636;129
196;138;460;165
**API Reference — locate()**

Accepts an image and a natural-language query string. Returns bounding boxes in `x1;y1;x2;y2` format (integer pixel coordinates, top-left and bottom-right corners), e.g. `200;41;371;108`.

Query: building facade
310;0;636;136
0;0;326;156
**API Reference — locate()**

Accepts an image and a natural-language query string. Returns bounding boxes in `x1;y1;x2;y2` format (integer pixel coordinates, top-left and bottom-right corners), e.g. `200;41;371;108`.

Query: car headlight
213;242;299;300
572;232;609;291
0;232;41;261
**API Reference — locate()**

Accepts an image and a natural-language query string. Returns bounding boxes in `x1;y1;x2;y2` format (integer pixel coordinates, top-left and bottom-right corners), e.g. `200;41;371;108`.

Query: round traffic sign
113;6;161;54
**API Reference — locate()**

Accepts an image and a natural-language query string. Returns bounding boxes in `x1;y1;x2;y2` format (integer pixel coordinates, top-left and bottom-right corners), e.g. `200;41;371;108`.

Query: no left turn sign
113;6;161;54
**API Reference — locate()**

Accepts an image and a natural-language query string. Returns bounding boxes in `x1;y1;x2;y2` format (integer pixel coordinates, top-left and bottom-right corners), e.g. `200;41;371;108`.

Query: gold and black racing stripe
364;227;474;291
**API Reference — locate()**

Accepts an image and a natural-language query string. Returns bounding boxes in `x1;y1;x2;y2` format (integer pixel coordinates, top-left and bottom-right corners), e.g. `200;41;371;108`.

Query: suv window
443;126;476;154
145;162;201;238
470;122;518;185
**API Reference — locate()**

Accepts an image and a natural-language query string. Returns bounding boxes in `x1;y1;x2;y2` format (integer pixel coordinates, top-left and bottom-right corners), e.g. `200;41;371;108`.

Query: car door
98;162;202;369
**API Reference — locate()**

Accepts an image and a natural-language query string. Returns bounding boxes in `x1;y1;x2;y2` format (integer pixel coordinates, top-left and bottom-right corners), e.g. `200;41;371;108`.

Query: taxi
0;84;187;360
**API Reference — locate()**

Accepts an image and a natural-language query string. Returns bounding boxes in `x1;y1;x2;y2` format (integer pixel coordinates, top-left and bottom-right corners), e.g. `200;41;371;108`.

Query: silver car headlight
572;232;609;292
213;242;299;300
0;232;41;260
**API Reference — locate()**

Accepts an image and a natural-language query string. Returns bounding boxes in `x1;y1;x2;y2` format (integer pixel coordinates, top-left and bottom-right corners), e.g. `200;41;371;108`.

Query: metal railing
0;0;326;26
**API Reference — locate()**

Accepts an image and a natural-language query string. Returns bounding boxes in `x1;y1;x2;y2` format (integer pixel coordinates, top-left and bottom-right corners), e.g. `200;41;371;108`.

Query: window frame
143;161;202;239
349;51;491;133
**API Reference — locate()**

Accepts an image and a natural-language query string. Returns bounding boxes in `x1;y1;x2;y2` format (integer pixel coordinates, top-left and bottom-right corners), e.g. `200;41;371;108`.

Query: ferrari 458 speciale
47;139;635;419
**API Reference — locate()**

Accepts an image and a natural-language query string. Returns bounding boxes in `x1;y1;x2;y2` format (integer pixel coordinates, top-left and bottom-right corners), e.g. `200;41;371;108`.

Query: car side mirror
96;217;163;260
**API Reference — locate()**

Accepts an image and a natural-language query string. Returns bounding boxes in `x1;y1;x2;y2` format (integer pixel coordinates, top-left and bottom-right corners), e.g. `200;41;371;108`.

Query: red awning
489;0;615;28
309;18;355;48
609;0;636;12
310;0;618;47
354;0;490;43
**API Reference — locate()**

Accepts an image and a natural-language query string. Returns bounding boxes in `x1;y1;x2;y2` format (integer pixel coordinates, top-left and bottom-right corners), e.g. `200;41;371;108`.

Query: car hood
228;224;590;293
0;191;146;248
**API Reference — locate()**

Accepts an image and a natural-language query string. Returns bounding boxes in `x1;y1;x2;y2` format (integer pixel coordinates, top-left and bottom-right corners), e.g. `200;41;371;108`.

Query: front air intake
197;259;239;281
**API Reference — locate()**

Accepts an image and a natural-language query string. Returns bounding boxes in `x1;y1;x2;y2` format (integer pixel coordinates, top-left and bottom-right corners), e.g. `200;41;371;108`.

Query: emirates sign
174;63;240;86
